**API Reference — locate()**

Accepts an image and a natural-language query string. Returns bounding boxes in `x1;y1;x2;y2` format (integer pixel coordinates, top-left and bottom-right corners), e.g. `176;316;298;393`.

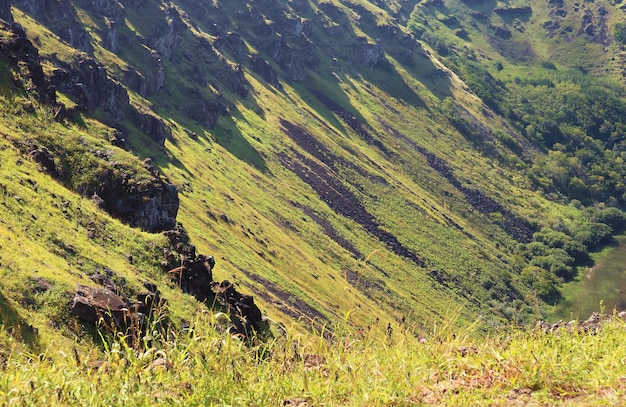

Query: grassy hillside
0;1;625;401
0;0;626;405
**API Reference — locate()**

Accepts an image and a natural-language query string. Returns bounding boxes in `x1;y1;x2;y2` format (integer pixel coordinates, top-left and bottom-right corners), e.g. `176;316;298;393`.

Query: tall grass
1;309;625;406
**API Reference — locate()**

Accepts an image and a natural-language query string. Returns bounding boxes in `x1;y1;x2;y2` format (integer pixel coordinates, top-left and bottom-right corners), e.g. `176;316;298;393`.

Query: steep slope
0;0;625;348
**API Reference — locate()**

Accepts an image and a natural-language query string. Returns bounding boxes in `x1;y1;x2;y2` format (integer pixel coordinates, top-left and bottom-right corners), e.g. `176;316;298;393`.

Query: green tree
521;266;561;300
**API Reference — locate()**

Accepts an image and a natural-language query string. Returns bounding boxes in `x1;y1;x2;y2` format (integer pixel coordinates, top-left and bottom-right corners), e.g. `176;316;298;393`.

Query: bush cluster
519;207;626;300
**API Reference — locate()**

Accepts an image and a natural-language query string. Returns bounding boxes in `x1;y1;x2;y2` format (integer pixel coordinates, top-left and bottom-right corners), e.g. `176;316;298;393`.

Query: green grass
1;0;625;381
2;308;626;406
6;0;603;332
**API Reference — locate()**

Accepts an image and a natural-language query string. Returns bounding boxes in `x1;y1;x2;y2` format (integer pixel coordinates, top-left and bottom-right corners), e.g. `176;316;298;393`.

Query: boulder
184;92;229;128
162;228;267;338
72;285;128;325
214;280;265;336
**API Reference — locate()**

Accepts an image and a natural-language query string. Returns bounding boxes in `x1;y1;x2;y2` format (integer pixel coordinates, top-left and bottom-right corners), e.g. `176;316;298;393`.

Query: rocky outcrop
214;281;265;336
91;158;179;232
72;279;164;339
146;6;183;60
152;53;166;94
349;37;386;66
123;67;148;97
132;110;171;146
218;62;248;97
0;21;57;104
319;2;345;21
13;0;93;53
103;20;122;54
28;148;58;178
162;228;267;337
72;285;129;325
269;37;318;82
533;311;626;335
493;6;532;19
214;32;248;62
184;92;228;128
490;24;513;40
288;0;310;12
49;57;129;121
89;0;125;21
250;55;282;88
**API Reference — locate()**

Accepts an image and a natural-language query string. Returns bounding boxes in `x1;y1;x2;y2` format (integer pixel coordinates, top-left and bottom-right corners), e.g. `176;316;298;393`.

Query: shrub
588;207;626;234
574;222;613;249
614;22;626;45
521;265;561;299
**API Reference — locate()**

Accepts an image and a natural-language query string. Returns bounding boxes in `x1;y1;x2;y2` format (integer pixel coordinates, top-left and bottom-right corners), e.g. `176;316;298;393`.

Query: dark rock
104;20;121;54
250;55;282;88
136;281;165;314
270;39;305;82
319;2;345;21
109;129;127;149
214;32;248;62
491;25;513;39
493;6;532;19
71;285;128;325
0;0;12;23
269;36;318;82
162;228;266;338
532;312;625;335
132;110;171;146
13;0;93;53
439;15;459;28
0;21;57;104
184;93;229;129
28;148;58;178
163;235;215;304
49;57;129;121
31;277;53;292
213;280;265;336
89;0;125;21
123;68;148;97
90;273;118;292
349;37;386;66
146;6;183;59
289;0;311;12
218;62;248;97
88;158;179;232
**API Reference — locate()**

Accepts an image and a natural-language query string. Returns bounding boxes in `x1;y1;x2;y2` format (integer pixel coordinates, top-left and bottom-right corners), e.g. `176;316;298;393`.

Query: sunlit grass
1;308;625;406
